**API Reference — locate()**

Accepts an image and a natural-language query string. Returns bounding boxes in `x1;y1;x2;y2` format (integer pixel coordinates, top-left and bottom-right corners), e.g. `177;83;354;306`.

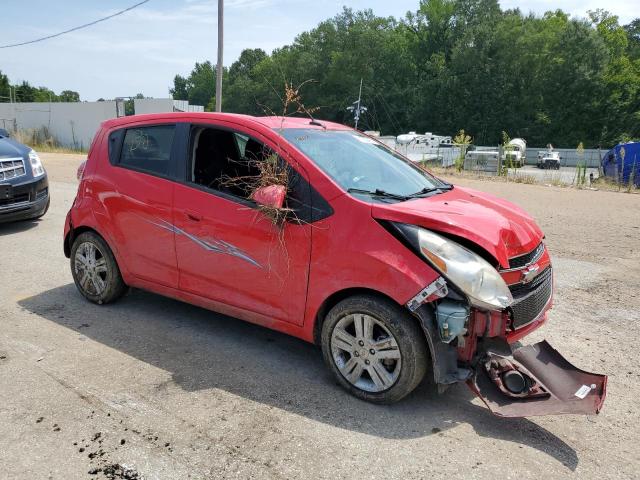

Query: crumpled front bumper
468;340;607;417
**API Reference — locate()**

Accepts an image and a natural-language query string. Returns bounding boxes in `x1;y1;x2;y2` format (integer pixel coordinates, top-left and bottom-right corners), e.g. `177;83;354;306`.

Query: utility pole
215;0;224;112
347;78;367;130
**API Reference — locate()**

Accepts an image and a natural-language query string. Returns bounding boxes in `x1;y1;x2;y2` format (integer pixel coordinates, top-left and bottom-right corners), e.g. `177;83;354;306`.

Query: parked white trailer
393;131;459;167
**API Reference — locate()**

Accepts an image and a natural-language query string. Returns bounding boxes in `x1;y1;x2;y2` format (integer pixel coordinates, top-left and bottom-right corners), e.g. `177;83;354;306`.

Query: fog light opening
502;370;529;394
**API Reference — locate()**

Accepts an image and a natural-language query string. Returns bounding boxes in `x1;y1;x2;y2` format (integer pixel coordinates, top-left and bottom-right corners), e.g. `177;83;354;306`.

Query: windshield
280;129;446;197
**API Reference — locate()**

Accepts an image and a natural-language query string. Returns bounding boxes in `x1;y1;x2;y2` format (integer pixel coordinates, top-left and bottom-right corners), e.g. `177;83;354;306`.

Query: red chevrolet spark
64;113;606;416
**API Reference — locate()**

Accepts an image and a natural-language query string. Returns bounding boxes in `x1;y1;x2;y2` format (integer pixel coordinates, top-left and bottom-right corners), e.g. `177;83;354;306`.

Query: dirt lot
1;153;638;479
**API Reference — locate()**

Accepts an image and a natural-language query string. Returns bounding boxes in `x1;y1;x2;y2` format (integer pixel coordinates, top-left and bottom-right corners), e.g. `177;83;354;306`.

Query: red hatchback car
64;113;606;416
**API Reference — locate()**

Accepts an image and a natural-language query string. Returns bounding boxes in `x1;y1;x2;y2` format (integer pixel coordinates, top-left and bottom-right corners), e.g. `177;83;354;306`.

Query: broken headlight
393;223;513;310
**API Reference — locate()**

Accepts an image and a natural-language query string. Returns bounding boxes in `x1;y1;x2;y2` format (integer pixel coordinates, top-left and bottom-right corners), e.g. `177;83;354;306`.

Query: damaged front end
398;223;607;417
470;340;607;417
413;292;607;417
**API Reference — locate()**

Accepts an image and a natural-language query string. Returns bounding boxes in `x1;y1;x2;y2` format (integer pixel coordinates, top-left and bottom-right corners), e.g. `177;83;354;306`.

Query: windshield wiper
407;183;454;197
347;188;409;201
407;187;440;198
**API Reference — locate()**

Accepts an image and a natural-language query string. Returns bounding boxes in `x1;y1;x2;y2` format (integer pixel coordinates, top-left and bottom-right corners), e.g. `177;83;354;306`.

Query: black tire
70;231;127;304
321;295;429;404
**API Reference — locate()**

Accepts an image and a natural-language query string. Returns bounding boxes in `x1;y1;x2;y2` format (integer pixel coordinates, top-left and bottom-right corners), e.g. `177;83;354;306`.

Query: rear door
101;122;184;288
172;122;312;325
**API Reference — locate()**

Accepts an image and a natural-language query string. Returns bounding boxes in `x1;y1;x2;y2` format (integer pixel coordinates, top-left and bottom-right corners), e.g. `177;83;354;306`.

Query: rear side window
119;125;175;176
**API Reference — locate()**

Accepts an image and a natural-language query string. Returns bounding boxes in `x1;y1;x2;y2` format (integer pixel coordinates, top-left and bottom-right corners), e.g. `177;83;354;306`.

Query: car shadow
18;284;578;470
0;219;40;235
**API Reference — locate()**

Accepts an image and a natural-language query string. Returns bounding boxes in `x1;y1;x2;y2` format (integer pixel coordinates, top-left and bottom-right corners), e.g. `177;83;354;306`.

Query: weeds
574;162;587;187
627;158;637;193
511;173;537;184
219;152;293;226
453;130;472;173
544;172;568;187
223;81;319;227
11;127;86;153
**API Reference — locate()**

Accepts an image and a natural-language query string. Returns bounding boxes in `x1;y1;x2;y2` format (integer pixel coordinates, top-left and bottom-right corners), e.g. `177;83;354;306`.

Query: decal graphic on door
147;218;263;268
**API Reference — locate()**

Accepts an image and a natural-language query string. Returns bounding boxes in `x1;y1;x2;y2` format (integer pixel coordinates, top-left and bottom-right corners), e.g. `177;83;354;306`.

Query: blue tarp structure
601;142;640;187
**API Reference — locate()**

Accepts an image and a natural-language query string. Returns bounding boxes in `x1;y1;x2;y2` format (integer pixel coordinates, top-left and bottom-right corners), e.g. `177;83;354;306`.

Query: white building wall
0;98;205;150
133;98;175;115
0;101;118;149
133;98;205;114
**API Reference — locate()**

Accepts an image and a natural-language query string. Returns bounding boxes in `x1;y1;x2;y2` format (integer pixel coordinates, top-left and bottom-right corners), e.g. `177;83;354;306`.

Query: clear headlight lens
29;150;45;177
415;228;513;310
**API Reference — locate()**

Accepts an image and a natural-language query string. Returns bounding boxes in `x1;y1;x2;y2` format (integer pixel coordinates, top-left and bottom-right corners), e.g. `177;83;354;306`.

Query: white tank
508;138;527;152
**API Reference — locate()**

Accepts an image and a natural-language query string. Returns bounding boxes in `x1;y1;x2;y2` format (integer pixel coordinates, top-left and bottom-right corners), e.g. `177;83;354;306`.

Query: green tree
0;71;10;102
590;10;640;143
125;93;146;116
169;2;640;147
14;81;37;102
625;19;640;59
170;62;217;109
170;75;189;100
59;90;80;102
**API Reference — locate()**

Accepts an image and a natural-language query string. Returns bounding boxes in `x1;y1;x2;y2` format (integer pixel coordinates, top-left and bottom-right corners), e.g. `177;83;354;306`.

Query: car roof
101;112;352;132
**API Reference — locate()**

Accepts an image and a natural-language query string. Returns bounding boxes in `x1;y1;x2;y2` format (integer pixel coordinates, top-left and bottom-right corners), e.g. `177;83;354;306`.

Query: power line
0;0;152;49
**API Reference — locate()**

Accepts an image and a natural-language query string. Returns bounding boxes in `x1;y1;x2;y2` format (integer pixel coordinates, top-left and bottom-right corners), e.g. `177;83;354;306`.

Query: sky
0;0;637;101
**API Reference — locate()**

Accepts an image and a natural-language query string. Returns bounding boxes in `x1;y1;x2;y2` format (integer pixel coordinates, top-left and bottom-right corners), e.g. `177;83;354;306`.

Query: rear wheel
321;295;429;404
70;231;127;304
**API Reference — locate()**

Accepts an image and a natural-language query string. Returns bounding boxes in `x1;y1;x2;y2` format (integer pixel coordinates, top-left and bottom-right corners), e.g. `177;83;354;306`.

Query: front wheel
70;231;127;304
321;295;429;404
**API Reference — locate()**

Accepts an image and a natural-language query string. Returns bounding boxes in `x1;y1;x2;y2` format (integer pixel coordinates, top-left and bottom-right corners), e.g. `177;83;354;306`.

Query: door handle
185;210;202;222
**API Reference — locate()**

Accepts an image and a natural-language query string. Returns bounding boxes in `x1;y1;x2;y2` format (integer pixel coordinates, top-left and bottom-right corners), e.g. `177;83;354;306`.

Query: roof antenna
309;118;325;129
347;78;367;130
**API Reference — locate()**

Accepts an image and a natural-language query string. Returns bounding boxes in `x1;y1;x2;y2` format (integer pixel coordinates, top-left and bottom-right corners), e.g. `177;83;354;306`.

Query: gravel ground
0;153;638;480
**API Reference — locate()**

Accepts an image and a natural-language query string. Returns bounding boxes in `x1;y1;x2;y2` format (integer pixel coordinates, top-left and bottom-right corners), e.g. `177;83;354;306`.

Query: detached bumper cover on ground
469;340;607;417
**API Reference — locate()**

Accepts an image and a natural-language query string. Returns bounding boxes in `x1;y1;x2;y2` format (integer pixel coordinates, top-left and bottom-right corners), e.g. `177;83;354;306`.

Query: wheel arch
312;287;422;345
312;287;441;386
65;225;103;258
64;224;129;281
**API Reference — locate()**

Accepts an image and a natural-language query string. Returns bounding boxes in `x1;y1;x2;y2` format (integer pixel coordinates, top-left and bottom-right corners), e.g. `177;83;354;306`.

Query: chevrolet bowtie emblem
521;264;540;284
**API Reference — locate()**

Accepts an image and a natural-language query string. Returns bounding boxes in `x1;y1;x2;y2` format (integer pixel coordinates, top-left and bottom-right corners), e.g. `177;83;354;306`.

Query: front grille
0;193;29;207
508;242;545;269
0;157;27;181
509;266;553;329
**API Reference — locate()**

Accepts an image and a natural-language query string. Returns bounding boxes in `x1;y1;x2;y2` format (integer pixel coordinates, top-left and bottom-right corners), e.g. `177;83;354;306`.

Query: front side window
190;127;258;196
119;125;175;176
280;129;448;198
189;126;317;220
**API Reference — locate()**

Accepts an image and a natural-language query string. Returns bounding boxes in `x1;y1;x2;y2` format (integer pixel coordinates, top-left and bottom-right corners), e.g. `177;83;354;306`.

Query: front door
172;124;312;325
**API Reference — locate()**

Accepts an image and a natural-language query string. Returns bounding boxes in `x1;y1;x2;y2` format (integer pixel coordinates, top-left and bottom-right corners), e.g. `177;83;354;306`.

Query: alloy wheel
74;241;108;296
330;313;402;392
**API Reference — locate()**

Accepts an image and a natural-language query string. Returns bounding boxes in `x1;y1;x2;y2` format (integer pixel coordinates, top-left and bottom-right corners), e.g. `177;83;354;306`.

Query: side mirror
252;184;286;210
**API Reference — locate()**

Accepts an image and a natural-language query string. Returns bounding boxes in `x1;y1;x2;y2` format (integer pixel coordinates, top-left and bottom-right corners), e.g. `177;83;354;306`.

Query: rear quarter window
118;125;176;176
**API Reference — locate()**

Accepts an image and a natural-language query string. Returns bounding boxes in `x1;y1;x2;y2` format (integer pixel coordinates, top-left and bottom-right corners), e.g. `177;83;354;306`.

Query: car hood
371;186;543;268
0;137;30;158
